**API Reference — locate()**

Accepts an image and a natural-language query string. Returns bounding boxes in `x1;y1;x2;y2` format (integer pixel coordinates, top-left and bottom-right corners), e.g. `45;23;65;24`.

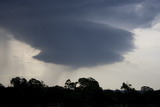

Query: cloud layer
0;0;159;67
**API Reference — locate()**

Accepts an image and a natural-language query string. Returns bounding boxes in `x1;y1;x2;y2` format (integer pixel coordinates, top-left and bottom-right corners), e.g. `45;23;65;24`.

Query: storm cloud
0;0;159;67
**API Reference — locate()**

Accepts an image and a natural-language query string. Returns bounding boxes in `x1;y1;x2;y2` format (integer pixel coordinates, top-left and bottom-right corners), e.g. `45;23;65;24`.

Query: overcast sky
0;0;160;90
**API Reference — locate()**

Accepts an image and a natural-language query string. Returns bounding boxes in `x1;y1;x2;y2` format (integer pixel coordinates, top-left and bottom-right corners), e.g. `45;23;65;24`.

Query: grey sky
0;0;140;67
0;0;160;89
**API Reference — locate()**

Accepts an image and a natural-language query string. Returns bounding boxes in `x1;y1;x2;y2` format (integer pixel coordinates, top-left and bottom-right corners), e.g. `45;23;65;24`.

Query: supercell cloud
0;0;159;67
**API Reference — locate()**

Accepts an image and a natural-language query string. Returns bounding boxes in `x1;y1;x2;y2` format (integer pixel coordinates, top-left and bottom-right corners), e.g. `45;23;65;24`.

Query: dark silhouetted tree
10;77;27;88
121;82;135;92
0;83;5;88
3;76;160;107
28;78;46;88
64;79;77;90
141;86;154;92
78;77;100;90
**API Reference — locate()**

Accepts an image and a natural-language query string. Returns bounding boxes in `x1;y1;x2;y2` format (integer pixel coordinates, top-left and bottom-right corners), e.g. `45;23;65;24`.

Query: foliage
0;77;159;107
141;86;154;92
64;79;77;90
28;78;47;88
78;77;100;90
0;83;5;88
121;82;135;92
10;77;27;88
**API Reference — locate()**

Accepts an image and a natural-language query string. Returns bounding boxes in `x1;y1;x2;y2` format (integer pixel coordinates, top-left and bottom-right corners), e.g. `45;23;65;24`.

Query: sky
0;0;160;90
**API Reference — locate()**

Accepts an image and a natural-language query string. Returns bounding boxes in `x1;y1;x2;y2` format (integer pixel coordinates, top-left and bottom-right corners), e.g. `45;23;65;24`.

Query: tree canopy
0;77;159;107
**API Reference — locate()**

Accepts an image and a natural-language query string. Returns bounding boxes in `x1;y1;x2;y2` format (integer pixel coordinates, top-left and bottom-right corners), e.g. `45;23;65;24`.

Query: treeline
0;77;160;107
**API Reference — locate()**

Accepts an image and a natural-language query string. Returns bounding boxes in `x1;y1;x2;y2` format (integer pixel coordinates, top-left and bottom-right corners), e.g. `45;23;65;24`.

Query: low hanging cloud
0;0;159;68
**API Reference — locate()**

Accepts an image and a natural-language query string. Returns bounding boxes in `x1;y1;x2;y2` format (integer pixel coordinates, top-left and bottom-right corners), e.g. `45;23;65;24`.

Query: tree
78;77;100;90
28;78;46;88
64;79;77;90
10;77;27;88
141;86;154;92
0;83;5;88
121;82;135;92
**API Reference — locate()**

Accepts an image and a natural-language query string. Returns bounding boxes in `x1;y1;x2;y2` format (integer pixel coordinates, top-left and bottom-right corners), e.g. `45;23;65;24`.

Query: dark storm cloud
82;0;160;29
0;0;159;67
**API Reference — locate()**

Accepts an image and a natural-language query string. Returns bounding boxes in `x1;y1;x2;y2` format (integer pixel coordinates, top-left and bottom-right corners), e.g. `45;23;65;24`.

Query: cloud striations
0;0;159;68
